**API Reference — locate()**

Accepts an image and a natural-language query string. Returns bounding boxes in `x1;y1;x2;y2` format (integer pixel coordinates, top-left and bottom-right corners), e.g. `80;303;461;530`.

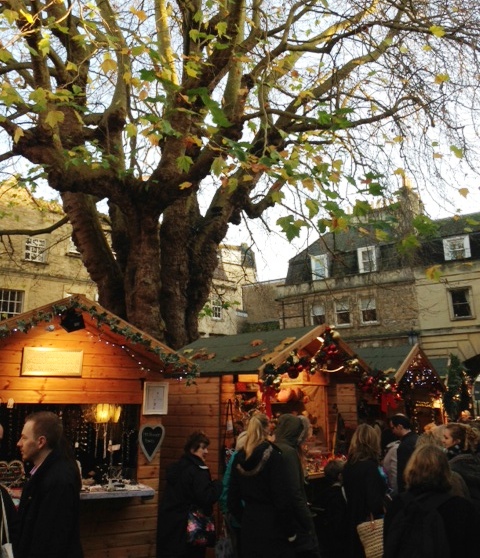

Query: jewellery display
0;403;140;484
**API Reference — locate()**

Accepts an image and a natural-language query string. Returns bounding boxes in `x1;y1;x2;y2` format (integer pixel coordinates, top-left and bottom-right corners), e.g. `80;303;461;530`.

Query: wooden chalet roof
354;343;448;384
0;295;193;374
181;325;371;377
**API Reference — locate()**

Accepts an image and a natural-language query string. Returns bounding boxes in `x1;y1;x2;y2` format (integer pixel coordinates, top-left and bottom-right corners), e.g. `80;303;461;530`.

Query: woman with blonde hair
384;445;477;558
228;413;297;558
342;423;387;557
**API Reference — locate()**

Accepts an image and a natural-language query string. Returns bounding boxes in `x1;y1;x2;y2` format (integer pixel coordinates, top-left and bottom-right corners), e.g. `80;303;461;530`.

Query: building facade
0;181;257;337
198;243;257;337
269;192;480;372
0;180;98;316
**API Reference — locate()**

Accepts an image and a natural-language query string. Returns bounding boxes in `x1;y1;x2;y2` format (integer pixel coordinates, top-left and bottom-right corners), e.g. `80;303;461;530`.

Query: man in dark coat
157;431;222;558
15;411;83;558
389;415;418;493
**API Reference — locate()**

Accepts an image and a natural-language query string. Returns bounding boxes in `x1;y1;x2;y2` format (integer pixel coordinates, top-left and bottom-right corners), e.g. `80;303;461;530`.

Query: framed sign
21;347;83;377
143;382;169;415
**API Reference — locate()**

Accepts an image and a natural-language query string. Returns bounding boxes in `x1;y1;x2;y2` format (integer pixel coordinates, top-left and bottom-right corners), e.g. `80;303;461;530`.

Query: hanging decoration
358;369;402;412
398;367;444;400
259;326;363;417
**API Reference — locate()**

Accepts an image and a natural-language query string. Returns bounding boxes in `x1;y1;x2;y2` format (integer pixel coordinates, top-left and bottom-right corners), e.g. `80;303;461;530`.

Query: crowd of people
2;406;478;558
156;410;480;558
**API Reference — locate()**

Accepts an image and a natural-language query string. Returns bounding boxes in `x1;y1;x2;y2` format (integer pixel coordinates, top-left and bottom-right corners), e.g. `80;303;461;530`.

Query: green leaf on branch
305;199;320;218
412;215;438;237
176;155;193;173
189;88;231;127
277;216;308;241
450;145;463;158
45;110;65;128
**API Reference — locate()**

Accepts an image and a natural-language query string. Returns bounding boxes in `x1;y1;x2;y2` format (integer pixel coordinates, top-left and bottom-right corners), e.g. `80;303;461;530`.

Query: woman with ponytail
227;413;297;558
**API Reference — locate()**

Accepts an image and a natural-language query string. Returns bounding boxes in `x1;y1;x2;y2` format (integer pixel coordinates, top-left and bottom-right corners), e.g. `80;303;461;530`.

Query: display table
80;483;155;500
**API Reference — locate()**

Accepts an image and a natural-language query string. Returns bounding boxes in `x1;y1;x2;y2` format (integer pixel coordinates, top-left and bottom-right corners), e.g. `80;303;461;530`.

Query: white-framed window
334;299;351;326
311;303;326;325
357;246;378;273
67;238;81;256
0;289;24;319
211;299;222;320
443;236;471;261
448;288;473;319
360;296;378;324
311;254;329;280
25;237;47;263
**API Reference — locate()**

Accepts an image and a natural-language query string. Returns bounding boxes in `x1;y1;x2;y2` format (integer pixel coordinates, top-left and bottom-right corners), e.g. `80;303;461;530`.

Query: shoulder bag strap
223;399;234;446
0;490;9;545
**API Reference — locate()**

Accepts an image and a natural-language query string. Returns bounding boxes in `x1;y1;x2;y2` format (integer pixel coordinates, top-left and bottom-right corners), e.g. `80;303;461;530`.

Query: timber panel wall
0;318;168;558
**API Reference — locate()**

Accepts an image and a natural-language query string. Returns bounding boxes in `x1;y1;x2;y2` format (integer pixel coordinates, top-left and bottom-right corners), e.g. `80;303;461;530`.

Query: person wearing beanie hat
274;414;321;558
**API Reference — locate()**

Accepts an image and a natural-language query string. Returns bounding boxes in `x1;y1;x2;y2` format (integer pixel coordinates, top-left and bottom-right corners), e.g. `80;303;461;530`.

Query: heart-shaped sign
0;460;25;487
139;424;165;462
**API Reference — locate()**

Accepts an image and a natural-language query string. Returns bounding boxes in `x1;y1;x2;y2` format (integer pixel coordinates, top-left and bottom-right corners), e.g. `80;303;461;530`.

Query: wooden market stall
0;295;193;558
179;325;371;476
354;343;447;431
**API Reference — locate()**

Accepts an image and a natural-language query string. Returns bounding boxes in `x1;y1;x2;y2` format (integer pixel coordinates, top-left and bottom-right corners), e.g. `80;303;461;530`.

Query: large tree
0;0;479;348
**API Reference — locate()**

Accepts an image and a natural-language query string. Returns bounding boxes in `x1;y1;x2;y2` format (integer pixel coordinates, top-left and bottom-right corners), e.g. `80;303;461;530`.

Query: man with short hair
16;411;83;558
389;414;418;493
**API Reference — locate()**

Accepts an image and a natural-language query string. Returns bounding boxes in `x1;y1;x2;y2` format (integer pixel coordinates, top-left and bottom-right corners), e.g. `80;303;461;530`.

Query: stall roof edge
181;326;367;376
0;294;193;369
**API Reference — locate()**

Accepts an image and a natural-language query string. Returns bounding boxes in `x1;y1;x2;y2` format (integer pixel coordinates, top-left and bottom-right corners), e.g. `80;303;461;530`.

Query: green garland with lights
0;297;198;385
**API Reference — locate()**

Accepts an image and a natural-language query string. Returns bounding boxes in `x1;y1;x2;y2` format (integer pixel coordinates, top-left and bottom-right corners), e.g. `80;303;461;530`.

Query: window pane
450;289;472;318
443;236;471;261
358;247;377;273
211;299;222;319
0;290;24;318
25;237;46;262
335;301;350;325
360;297;377;323
312;303;326;325
311;255;328;279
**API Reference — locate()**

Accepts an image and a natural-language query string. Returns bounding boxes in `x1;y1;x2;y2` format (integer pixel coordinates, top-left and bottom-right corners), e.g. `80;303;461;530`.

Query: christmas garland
0;296;198;384
261;326;362;391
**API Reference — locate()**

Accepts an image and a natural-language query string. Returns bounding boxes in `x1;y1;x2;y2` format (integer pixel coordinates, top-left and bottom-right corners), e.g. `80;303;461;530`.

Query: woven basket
356;517;384;558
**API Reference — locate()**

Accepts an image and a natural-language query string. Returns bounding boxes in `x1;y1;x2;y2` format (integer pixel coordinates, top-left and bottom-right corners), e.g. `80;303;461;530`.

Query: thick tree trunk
60;192;126;318
160;196;226;349
122;210;165;341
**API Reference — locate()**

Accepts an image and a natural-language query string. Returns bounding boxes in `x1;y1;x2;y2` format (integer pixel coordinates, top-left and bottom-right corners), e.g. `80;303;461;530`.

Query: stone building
198;243;258;337
0;180;256;336
248;188;480;373
0;180;98;316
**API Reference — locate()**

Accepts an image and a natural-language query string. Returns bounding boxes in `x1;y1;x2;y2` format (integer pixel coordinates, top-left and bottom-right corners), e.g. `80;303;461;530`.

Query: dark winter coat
448;452;480;513
396;431;418;493
384;488;478;557
156;452;222;558
274;415;320;557
313;482;348;558
342;458;387;558
228;441;297;558
15;449;83;558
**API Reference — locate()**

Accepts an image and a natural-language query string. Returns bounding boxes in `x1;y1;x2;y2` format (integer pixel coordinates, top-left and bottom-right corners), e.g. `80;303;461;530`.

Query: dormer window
357;246;378;273
443;235;471;261
311;254;329;280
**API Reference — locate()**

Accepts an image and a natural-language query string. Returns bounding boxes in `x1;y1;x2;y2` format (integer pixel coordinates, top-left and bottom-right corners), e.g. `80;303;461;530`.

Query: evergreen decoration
443;354;471;420
261;326;361;391
0;297;198;385
358;369;401;399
